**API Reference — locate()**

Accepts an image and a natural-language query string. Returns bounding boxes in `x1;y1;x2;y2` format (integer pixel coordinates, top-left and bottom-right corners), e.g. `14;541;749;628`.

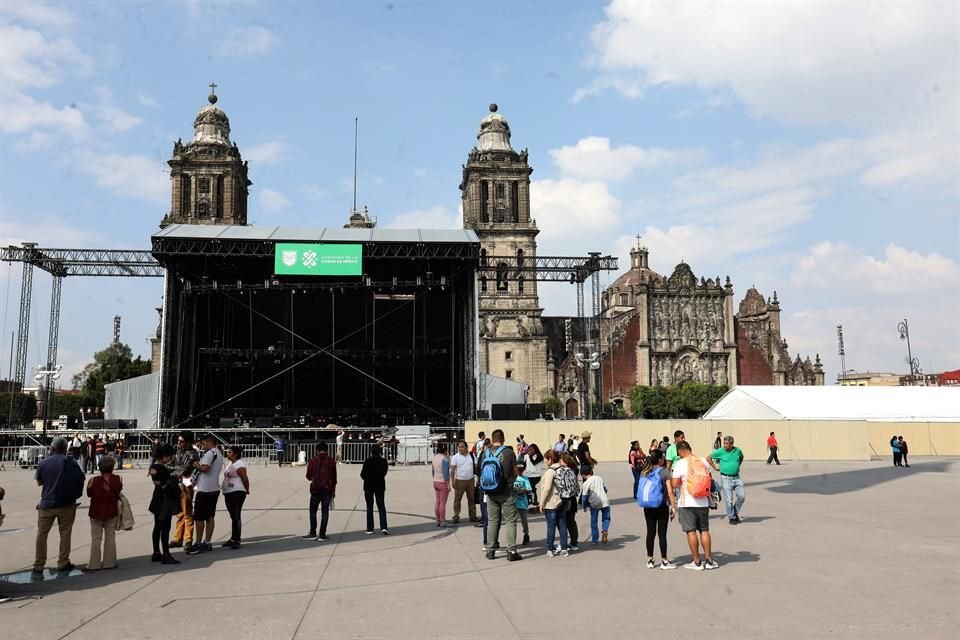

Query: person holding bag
86;455;122;571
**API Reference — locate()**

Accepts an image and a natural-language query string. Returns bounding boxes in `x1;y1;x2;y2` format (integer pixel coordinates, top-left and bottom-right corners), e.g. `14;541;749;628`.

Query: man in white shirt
187;433;224;555
671;441;718;571
554;434;567;453
473;431;486;457
450;441;480;523
335;430;345;464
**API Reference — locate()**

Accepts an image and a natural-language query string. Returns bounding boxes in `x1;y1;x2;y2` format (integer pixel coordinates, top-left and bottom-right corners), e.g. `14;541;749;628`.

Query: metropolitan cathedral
158;91;822;417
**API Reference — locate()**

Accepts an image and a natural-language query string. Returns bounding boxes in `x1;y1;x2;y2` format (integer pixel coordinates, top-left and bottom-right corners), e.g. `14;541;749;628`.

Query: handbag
102;476;135;531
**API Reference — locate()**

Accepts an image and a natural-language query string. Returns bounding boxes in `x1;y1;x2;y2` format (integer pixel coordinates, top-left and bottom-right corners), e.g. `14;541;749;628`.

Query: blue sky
1;0;957;387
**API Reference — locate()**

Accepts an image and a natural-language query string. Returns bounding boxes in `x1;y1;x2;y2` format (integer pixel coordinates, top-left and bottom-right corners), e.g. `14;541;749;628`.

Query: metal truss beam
1;245;163;277
481;254;618;282
152;237;479;261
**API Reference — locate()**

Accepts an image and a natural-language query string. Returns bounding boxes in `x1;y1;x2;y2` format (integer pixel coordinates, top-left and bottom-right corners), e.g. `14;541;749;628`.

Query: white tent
703;385;960;421
104;372;160;428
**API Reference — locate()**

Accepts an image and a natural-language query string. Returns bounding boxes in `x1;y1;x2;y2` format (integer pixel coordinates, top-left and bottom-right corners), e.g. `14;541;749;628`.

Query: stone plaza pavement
0;456;957;639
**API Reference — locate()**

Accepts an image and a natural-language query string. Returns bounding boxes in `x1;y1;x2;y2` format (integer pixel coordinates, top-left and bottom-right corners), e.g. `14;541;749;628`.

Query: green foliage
0;392;37;426
50;393;98;418
72;342;152;406
542;396;564;417
628;383;728;419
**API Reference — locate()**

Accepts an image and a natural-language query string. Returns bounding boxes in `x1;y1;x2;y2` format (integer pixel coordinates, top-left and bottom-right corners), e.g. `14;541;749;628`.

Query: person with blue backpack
480;429;522;562
636;449;677;570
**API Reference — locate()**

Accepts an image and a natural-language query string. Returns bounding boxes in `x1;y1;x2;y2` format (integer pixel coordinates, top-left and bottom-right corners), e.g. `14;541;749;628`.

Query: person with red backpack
303;443;337;542
670;441;718;571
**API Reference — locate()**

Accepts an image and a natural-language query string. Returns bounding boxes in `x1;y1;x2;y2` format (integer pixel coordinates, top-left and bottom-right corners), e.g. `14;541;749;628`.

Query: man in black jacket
360;445;389;534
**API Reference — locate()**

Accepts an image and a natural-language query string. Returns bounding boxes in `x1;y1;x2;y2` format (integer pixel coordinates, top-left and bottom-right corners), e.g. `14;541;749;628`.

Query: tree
72;342;152;406
628;383;728;419
542;396;564;417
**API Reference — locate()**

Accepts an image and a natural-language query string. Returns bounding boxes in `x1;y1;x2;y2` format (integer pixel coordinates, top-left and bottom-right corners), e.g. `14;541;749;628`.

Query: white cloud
300;185;329;202
386;205;461;229
0;2;74;28
259;189;291;212
244;139;287;164
530;179;622;251
96;105;142;132
136;91;159;108
793;242;960;294
0;89;88;137
413;168;428;178
571;76;644;104
549;136;705;181
74;151;168;203
216;26;279;57
585;1;958;131
0;23;92;89
12;130;51;151
0;217;108;252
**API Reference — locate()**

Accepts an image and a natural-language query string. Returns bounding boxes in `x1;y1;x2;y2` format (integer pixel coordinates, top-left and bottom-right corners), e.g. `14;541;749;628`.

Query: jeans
893;451;902;466
480;499;489;545
308;491;333;537
365;488;387;531
544;508;568;551
433;481;450;523
564;499;579;546
631;467;641;499
486;494;518;552
644;504;670;558
589;506;611;542
224;491;246;542
34;504;77;571
720;475;745;520
89;517;118;569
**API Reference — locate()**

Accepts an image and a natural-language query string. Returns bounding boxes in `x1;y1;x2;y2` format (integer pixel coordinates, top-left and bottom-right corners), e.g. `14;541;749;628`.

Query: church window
620;293;629;306
480;275;488;292
215;176;224;219
505;351;512;361
197;200;209;217
480;248;487;266
480;182;489;223
494;204;506;223
511;182;519;222
516;248;524;266
198;177;210;194
518;276;525;294
180;175;191;214
505;370;513;379
496;262;509;291
496;183;505;200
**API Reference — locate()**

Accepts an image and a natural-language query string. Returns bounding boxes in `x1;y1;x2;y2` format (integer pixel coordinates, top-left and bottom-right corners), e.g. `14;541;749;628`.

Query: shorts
678;507;710;533
193;491;220;521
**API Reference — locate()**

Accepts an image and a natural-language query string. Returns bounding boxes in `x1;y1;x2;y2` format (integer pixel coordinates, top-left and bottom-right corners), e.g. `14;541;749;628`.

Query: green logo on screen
274;243;362;276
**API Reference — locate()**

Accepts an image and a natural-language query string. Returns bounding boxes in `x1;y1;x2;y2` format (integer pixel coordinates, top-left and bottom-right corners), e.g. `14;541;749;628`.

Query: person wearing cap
577;431;597;468
512;462;532;546
709;435;745;525
580;464;610;544
186;433;223;555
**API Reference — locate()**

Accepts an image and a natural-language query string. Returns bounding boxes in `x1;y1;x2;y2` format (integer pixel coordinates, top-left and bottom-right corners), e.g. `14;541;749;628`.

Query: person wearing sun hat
577;431;597;467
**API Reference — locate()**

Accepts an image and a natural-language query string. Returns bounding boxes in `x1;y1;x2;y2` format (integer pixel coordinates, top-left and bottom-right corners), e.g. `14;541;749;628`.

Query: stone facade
161;90;250;227
734;287;824;385
462;105;550;402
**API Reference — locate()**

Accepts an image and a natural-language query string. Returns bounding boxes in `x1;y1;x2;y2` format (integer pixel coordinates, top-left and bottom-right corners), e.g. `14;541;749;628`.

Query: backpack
479;446;506;492
554;465;578;499
53;456;85;505
636;469;665;508
685;457;712;498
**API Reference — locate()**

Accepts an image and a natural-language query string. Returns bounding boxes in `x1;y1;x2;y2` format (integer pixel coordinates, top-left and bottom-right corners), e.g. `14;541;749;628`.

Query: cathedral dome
476;103;513;152
193;92;231;145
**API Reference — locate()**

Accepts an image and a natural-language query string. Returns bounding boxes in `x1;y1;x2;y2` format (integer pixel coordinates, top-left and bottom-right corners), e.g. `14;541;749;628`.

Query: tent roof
703;386;960;421
154;224;479;244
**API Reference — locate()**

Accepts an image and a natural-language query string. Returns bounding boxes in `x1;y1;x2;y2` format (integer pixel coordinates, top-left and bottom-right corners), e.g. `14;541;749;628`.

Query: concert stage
152;225;480;429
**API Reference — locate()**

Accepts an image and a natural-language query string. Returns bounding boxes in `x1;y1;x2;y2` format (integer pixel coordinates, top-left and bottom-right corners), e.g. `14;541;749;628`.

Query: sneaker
569;545;579;552
365;530;374;535
660;560;678;570
227;541;241;549
201;542;213;552
151;552;163;562
507;551;523;562
30;568;44;577
522;534;530;546
646;559;656;569
485;549;496;560
161;554;181;565
301;534;317;540
469;517;482;523
315;536;329;542
221;540;236;547
704;559;720;570
452;516;460;523
683;561;704;571
601;531;608;544
57;563;75;572
558;549;570;557
735;515;742;524
168;540;183;548
381;529;390;536
185;545;202;555
729;519;738;525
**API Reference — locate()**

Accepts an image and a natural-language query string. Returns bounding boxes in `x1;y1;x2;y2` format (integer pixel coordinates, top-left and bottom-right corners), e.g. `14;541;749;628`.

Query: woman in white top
221;445;250;549
523;443;545;507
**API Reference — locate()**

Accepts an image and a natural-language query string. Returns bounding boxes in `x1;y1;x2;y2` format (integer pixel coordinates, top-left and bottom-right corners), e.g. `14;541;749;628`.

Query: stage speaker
476;410;489;420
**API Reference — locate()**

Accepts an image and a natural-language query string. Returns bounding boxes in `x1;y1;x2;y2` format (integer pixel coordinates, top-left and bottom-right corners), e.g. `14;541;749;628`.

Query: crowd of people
8;427;766;577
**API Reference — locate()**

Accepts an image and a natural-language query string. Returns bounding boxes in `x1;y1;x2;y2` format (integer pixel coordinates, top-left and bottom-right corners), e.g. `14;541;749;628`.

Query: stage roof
703;386;960;422
154;224;480;244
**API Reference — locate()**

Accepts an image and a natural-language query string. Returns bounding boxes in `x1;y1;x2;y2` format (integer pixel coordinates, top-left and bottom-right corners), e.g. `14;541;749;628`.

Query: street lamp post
896;319;921;383
575;351;601;419
34;364;62;443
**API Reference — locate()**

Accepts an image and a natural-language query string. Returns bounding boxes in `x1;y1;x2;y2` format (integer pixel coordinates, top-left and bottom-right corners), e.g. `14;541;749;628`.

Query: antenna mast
352;117;358;214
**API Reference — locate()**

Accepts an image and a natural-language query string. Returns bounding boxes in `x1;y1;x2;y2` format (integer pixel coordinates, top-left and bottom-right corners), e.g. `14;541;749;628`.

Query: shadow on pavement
747;459;956;495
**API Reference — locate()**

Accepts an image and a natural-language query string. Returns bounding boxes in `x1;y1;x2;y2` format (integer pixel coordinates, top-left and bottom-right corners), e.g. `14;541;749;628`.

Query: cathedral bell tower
161;85;251;227
461;104;549;403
